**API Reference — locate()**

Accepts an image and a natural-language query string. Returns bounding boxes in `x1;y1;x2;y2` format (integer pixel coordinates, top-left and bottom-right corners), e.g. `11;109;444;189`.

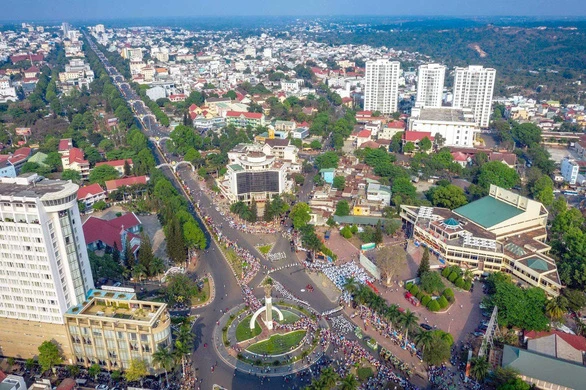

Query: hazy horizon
2;0;586;22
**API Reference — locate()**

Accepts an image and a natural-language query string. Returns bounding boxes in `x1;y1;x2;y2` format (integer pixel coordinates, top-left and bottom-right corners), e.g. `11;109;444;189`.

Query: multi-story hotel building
452;65;496;128
364;59;401;115
0;174;94;358
0;174;172;370
415;63;446;108
401;185;561;296
65;290;171;372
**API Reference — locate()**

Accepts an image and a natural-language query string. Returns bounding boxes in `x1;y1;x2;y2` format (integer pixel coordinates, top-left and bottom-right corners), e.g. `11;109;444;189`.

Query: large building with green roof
401;185;561;296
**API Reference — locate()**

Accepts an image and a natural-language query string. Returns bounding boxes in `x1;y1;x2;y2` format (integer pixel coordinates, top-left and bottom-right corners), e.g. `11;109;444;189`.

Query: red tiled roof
107;212;141;230
403;131;433;142
68;148;87;164
387;121;406;129
96;159;132;168
82;216;139;250
105;175;148;192
356;111;373;117
188;104;198;112
59;138;72;151
525;330;586;351
357;129;372;138
77;183;105;200
452;152;469;162
25;66;40;73
489;152;517;166
226;111;262;119
8;147;31;164
359;140;381;149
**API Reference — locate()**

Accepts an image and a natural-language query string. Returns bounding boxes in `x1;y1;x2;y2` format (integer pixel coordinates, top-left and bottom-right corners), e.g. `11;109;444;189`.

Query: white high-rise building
0;174;94;357
415;63;446;108
452;65;496;128
94;24;105;34
62;22;70;37
364;59;401;115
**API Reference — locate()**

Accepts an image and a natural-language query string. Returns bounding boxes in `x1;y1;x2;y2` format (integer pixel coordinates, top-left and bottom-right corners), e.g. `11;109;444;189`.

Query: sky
1;0;586;21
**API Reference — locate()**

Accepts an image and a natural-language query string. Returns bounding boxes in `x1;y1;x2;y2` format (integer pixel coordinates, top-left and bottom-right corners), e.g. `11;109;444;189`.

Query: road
85;32;338;389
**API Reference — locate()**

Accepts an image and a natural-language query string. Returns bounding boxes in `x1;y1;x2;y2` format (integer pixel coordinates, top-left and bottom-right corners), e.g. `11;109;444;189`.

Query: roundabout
213;281;330;376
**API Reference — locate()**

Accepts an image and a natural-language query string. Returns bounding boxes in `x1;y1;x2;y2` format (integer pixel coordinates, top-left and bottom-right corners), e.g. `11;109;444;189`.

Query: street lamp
448;318;454;333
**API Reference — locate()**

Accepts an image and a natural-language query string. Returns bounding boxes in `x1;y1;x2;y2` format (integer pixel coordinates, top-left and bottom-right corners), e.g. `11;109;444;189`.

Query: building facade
401;185;561;296
415;63;446;108
364;60;400;114
452;65;496;128
65;291;171;372
0;174;94;358
409;107;478;148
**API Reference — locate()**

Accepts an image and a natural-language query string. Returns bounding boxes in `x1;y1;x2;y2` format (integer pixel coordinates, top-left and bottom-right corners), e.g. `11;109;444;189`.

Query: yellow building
401;185;561;296
353;205;371;216
64;290;171;372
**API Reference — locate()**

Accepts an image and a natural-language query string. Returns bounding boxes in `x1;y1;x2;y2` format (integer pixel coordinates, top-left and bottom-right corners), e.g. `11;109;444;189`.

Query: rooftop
454;196;525;229
502;345;586;390
415;107;475;123
0;175;78;199
66;294;167;325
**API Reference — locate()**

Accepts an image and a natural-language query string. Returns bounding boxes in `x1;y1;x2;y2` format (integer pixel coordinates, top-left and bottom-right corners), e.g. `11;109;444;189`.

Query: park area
246;330;306;355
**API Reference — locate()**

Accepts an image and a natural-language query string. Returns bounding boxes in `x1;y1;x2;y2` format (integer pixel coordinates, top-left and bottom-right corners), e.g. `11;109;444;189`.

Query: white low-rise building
409;107;478;147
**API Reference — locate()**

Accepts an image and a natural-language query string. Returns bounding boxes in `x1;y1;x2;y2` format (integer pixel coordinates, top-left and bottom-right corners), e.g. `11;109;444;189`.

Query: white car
95;385;109;390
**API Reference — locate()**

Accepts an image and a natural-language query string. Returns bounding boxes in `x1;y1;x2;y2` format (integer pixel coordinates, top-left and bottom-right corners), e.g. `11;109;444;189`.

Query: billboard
236;171;279;195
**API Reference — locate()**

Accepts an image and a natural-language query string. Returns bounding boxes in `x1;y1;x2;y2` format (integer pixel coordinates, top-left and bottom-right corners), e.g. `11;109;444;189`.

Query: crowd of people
303;259;373;292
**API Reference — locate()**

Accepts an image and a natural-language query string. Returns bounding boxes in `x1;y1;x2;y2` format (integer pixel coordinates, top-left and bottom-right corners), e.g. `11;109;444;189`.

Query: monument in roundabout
215;277;330;374
249;278;283;330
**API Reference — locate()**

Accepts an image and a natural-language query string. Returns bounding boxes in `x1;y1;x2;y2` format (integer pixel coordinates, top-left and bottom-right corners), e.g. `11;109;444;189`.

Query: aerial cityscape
1;2;586;390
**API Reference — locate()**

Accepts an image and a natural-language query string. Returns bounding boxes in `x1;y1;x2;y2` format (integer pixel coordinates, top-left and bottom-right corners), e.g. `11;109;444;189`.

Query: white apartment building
0;174;94;358
0;76;17;103
364;59;400;114
94;24;105;34
560;158;585;185
121;47;143;61
244;46;256;58
409;107;478;147
452;65;496;128
59;59;95;89
415;63;446;108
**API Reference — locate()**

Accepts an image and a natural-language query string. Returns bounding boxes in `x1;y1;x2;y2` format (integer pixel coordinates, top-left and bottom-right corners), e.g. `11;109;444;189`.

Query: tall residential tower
452;65;496;128
415;63;446;108
364;59;401;115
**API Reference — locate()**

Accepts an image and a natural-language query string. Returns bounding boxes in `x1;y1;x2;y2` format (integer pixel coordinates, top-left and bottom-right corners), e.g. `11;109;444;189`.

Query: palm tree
413;329;434;354
355;286;371;306
470;356;490;382
152;345;174;387
384;304;400;332
173;324;194;377
319;367;339;389
463;269;474;282
343;277;358;295
545;296;568;322
399;309;418;348
339;374;359;390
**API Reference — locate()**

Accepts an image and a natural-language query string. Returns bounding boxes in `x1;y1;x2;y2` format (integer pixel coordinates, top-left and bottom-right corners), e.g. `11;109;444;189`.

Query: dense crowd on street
303;259;373;292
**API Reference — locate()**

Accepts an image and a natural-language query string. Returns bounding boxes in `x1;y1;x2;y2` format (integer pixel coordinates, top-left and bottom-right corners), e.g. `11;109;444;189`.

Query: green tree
166;216;187;264
470;356;490;382
314;151;339;170
413;329;434;354
88;363;101;380
423;331;452;366
89;164;119;185
38;340;63;373
398;309;418;347
419;137;432;151
420;271;445;294
512;122;541;147
427;184;468;209
335;200;350;216
545;296;568;321
124;359;148;386
418;247;430;277
61;169;81;183
183;220;206;249
290;202;311;229
392;177;417;201
165;273;197;305
529;175;554;206
152;345;174;387
92;200;107;211
339;374;359;390
477;161;519;189
403;141;415;154
138;232;154;276
332;176;345;190
123;159;132;176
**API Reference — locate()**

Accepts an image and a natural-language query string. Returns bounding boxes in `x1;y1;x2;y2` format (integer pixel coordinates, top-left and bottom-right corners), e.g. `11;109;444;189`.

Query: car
95;385;109;390
473;331;485;337
420;323;432;330
112;282;121;287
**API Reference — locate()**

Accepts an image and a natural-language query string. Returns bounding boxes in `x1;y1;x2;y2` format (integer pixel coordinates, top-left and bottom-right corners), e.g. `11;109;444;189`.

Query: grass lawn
356;367;374;381
246;330;306;355
257;244;273;255
191;278;210;305
279;309;299;325
225;249;243;278
235;315;262;342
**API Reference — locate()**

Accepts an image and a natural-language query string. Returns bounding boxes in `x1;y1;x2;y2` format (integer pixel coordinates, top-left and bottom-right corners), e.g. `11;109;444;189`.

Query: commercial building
121;47;143;61
58;139;90;180
401;185;562;296
452;65;496;128
0;174;94;358
59;59;95;90
415;63;446;108
65;290;171;372
218;144;290;204
225;111;265;128
560;158;586;185
364;59;400;114
408;107;478;148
